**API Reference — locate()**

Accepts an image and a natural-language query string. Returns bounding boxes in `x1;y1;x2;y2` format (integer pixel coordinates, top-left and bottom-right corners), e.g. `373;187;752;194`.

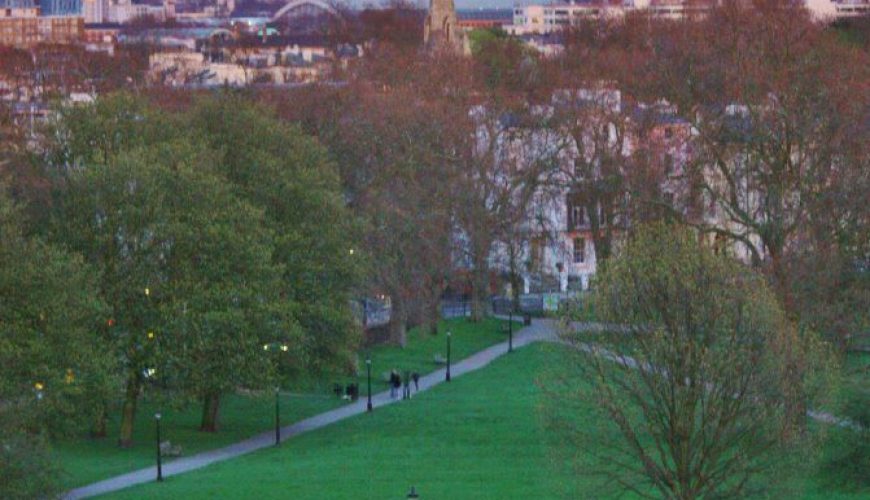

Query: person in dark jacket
411;372;420;391
389;370;400;399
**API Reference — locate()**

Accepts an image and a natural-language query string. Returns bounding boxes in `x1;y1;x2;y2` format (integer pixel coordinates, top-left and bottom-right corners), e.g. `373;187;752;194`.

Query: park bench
159;440;183;457
433;354;447;365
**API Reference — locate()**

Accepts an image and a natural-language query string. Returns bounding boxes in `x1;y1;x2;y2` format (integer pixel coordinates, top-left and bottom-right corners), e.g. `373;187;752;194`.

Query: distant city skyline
349;0;526;11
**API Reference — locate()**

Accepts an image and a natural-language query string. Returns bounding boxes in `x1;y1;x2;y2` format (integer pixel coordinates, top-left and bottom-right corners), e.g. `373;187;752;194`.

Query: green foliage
823;353;870;489
0;430;59;500
185;94;364;374
550;222;838;498
38;91;362;443
472;31;539;91
0;190;111;433
468;27;508;54
0;189;109;498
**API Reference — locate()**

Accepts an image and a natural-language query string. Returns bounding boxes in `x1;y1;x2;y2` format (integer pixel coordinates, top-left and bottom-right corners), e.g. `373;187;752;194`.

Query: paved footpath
64;319;558;500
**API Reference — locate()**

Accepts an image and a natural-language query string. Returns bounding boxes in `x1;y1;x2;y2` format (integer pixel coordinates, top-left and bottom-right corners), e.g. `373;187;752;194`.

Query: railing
441;301;472;319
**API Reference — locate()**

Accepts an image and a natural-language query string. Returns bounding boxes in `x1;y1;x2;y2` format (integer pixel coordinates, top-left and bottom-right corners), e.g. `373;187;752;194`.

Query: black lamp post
366;357;373;412
274;386;281;446
508;305;514;353
446;331;452;382
264;343;288;446
154;412;163;482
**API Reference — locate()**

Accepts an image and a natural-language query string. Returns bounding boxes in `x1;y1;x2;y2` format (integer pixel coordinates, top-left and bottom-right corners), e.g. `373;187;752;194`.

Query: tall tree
186;94;363;371
47;94;291;444
549;223;836;498
646;3;870;302
0;189;111;498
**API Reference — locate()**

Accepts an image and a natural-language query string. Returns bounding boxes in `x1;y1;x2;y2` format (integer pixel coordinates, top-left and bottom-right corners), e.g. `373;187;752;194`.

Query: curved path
63;317;856;499
64;319;556;499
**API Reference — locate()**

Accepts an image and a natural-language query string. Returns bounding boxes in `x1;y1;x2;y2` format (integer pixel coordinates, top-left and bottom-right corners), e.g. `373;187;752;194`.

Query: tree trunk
117;375;140;448
768;244;793;314
424;288;440;336
389;295;408;347
470;244;490;322
200;393;221;432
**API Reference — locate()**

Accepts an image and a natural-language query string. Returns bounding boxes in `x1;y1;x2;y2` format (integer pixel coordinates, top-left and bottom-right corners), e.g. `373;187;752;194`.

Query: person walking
411;372;420;391
402;371;411;400
389;370;400;400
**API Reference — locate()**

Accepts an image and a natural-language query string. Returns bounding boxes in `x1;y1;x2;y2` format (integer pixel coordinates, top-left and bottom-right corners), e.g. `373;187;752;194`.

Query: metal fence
441;301;472;319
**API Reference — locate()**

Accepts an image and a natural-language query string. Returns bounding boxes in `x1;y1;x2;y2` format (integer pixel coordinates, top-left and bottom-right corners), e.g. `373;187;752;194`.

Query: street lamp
446;331;452;382
508;307;514;353
154;412;163;482
263;342;289;446
366;357;373;412
274;386;281;446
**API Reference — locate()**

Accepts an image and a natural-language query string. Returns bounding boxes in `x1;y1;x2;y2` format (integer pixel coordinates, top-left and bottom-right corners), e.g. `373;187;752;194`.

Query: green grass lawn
55;317;509;490
365;317;509;381
103;343;869;500
105;344;563;499
53;392;343;489
294;317;511;394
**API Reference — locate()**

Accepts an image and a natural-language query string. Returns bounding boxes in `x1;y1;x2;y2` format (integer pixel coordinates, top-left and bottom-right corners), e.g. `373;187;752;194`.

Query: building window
571;204;585;228
573;237;585;264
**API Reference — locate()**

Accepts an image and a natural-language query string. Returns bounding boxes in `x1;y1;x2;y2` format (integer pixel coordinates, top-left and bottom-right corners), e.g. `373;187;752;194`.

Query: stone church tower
423;0;469;54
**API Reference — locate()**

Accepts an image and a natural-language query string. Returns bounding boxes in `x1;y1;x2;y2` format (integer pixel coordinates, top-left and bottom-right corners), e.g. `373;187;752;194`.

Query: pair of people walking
390;369;420;400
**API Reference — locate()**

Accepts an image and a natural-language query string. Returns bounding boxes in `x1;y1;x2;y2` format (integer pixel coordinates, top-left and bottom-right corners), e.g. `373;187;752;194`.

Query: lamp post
407;486;419;498
508;306;514;353
366;357;373;412
154;412;163;482
274;386;281;446
446;331;452;382
263;343;289;446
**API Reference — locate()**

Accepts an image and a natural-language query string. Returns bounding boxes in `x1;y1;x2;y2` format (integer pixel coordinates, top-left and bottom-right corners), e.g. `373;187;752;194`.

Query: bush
0;427;59;500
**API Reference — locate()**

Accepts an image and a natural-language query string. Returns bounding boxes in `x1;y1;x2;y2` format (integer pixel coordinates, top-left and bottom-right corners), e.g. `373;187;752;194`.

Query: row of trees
269;1;868;353
1;93;362;498
262;4;866;498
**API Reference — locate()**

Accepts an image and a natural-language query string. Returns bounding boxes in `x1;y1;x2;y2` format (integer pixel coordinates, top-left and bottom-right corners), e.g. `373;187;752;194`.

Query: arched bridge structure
270;0;338;23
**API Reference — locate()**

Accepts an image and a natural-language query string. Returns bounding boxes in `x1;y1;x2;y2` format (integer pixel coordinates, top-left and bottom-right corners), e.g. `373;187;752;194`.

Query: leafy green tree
0;189;110;497
53;134;286;443
548;223;836;498
186;94;363;372
151;146;285;432
0;430;58;500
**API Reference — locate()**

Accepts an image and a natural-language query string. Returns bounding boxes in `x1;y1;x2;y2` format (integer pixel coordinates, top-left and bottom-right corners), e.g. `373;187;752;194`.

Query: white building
505;0;868;35
479;87;697;293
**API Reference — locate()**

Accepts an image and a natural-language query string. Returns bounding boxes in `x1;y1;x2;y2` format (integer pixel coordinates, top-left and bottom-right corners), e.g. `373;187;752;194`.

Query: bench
433;354;447;365
159;440;183;457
